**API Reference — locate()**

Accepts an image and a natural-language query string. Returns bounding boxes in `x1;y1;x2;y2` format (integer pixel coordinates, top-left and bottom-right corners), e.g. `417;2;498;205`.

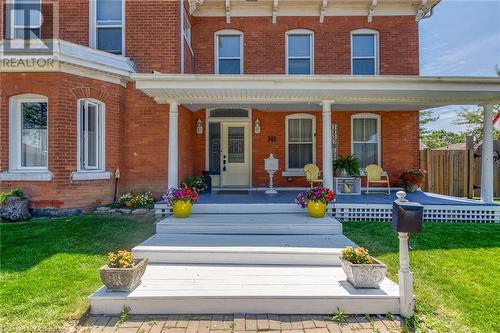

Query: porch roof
131;74;500;112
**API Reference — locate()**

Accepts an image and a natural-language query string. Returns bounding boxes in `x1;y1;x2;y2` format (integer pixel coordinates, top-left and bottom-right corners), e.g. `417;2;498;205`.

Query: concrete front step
89;264;400;315
156;214;342;235
132;234;355;266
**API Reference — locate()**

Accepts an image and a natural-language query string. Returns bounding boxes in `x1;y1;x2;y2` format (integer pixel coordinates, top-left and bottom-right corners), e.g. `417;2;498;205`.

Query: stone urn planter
341;257;387;289
0;196;30;222
99;258;148;292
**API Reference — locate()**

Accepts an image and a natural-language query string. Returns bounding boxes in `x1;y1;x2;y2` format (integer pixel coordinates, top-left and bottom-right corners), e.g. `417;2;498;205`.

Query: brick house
1;0;499;213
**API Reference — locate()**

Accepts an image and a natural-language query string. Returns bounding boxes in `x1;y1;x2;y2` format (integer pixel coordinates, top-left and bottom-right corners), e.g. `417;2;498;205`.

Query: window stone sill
282;170;305;177
71;171;112;181
0;171;53;181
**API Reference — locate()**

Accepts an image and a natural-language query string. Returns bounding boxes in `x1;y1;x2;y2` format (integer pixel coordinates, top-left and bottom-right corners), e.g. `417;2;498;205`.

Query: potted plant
182;176;207;193
163;187;200;218
333;155;360;177
99;250;148;292
340;246;387;289
295;186;335;218
399;169;426;193
0;188;30;222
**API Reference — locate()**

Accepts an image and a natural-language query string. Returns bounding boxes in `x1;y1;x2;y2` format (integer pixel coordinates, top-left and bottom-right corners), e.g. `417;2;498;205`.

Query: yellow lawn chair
304;164;323;189
365;164;391;195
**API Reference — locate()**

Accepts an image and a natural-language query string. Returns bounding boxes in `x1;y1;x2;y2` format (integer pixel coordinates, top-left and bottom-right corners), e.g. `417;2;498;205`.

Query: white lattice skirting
333;204;500;223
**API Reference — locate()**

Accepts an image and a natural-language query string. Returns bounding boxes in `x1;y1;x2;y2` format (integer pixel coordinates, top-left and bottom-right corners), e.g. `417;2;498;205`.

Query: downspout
180;0;185;74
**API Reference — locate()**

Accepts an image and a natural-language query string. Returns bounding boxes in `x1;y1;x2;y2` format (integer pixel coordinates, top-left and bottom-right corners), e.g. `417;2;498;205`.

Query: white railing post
167;100;179;189
480;104;494;203
398;232;415;318
322;100;334;190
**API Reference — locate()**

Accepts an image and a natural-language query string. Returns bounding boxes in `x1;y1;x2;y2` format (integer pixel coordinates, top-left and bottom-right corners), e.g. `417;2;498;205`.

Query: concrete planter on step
99;258;148;292
341;258;387;289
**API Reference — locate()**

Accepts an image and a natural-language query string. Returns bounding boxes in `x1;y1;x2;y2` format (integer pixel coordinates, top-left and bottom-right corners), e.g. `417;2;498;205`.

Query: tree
419;109;439;138
421;130;465;149
454;105;500;145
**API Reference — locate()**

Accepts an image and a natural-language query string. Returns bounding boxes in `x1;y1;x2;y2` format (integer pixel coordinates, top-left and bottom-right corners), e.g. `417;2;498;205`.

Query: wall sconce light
254;118;261;134
196;118;203;135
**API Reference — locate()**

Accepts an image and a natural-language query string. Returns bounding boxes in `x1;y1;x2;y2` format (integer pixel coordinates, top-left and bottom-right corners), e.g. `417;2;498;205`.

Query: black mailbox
392;201;423;233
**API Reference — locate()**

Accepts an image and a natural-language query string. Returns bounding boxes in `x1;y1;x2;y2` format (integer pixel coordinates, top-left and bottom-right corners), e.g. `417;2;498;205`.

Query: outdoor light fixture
254;118;261;134
196;118;203;134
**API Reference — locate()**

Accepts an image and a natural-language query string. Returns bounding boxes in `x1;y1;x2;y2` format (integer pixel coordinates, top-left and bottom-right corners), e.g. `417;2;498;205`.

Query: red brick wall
0;72;122;210
191;16;419;75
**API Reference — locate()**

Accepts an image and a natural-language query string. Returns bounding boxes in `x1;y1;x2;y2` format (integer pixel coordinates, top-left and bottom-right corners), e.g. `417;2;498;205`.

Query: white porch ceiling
131;74;500;112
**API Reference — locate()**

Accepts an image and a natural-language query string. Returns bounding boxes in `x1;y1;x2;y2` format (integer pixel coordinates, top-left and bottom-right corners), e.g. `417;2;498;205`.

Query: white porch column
480;104;494;203
322;101;334;190
167;100;179;188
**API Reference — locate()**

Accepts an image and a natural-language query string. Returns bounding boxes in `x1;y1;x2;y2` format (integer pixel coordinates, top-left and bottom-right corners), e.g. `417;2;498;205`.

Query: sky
419;0;500;132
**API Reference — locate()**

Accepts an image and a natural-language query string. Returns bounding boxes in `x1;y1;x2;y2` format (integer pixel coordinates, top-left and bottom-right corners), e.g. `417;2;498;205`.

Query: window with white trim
286;114;315;170
9;0;42;39
9;95;48;170
215;30;243;74
91;0;124;55
351;114;380;168
351;30;379;75
78;99;105;171
286;30;313;75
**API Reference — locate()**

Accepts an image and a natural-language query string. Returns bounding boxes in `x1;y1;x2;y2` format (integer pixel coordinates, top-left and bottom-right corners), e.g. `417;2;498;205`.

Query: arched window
77;99;106;171
351;113;381;168
285;113;316;171
286;29;314;75
215;29;243;74
351;28;379;75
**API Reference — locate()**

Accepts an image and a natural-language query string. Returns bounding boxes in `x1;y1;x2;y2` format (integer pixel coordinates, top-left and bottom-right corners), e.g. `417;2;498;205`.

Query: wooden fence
420;149;500;198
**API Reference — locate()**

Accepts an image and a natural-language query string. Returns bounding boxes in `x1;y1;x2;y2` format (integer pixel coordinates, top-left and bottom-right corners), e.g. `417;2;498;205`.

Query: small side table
334;177;361;195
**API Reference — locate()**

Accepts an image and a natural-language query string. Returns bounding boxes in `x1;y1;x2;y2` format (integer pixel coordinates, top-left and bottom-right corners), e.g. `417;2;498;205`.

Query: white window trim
284;113;316;174
351;28;379;75
8;94;49;173
6;0;42;39
286;29;314;75
215;29;244;75
89;0;125;56
76;98;106;174
351;113;382;171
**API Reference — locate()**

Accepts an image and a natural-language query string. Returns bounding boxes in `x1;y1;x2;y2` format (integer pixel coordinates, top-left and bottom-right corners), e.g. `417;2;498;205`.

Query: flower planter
404;184;419;193
173;200;193;218
99;258;148;292
341;258;387;289
307;201;327;218
0;196;30;222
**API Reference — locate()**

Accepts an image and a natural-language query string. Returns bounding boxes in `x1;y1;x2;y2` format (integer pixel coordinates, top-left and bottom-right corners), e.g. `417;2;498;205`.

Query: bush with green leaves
0;189;25;204
333;155;360;177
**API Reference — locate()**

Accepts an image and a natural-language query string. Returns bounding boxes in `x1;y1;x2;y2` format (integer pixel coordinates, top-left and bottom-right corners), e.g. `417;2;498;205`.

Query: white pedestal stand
264;154;279;195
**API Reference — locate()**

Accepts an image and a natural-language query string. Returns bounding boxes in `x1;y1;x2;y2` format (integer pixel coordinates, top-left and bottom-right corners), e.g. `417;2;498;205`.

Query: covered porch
132;74;500;206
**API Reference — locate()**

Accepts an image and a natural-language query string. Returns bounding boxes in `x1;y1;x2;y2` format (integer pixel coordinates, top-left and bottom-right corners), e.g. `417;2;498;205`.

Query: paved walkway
76;314;405;333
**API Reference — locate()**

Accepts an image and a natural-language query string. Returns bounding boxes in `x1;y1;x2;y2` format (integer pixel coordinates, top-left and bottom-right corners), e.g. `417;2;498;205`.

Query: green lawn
343;222;500;333
1;216;499;332
0;215;155;332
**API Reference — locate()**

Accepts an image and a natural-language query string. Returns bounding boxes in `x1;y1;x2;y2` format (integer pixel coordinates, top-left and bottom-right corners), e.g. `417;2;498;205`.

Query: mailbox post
392;192;424;318
264;154;279;194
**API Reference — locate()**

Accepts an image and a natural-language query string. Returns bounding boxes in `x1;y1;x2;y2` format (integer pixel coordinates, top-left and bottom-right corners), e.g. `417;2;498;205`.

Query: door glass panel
209;123;221;175
228;127;244;163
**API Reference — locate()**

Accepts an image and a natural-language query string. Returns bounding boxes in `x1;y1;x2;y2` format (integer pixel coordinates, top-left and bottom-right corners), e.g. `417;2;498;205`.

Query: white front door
221;122;250;187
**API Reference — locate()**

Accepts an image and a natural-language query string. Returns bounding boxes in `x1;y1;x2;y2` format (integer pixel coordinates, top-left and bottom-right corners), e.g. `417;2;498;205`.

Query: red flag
494;112;500;131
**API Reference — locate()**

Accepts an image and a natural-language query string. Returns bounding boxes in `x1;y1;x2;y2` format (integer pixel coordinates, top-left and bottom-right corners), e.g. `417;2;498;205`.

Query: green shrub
333;155;360;177
182;176;207;192
0;188;25;204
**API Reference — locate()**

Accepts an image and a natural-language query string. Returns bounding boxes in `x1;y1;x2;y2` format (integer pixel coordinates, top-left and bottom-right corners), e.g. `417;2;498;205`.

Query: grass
1;216;499;332
343;222;500;333
0;214;155;332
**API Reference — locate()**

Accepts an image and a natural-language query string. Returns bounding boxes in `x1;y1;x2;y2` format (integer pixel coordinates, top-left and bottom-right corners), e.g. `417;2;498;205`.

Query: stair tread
159;213;339;225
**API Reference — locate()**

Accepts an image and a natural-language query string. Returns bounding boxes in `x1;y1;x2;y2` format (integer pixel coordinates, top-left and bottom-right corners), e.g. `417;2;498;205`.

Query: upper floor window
351;113;380;168
8;0;41;39
286;30;313;75
286;114;316;171
9;94;48;170
215;30;243;74
351;29;379;75
90;0;124;55
78;99;105;171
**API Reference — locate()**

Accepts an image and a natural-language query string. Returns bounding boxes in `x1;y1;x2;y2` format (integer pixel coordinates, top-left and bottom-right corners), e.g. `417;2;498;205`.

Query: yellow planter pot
173;200;193;218
307;201;327;218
